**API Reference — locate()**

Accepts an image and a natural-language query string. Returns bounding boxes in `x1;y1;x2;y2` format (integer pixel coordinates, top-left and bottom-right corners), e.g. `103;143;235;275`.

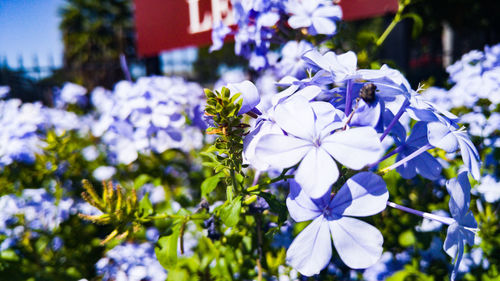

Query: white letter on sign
186;0;212;34
211;0;234;26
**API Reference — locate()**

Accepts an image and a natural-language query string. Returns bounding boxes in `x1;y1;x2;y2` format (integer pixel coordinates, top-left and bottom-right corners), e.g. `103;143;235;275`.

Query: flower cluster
90;76;207;164
233;47;480;278
95;242;167;281
0;99;46;166
0;188;73;251
423;44;500;204
211;0;342;72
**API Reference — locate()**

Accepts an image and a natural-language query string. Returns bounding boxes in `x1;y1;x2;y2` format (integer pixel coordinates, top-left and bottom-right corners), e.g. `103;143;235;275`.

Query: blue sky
0;0;64;69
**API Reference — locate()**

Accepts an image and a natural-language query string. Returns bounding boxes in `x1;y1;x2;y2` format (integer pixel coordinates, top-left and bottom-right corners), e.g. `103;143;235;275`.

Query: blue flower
286;172;388;275
0;85;9;98
276;41;314;78
209;21;232;52
395;122;442;180
426;122;481;180
226;80;261;115
443;172;478;281
55;82;88;108
92;166;117;181
96;242;167;281
255;96;383;198
473;174;500;203
286;0;342;35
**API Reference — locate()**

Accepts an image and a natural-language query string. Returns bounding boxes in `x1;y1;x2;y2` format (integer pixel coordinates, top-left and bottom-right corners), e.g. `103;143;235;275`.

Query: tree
59;0;135;89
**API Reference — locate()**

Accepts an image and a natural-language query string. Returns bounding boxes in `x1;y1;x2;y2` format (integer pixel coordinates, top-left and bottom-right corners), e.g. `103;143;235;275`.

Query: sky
0;0;65;69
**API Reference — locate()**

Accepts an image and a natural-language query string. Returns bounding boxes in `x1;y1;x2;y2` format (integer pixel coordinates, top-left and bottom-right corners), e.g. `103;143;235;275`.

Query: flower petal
226;80;260;115
443;222;465;281
414;151;443;180
255;134;311;169
312;17;336;35
329;172;388;217
329;217;384;269
274;96;316;140
295;147;339;199
286;180;323;222
322;127;383;169
456;132;481;180
446;172;471;220
286;216;332;276
427;122;459;152
288;15;312;29
313;5;342;18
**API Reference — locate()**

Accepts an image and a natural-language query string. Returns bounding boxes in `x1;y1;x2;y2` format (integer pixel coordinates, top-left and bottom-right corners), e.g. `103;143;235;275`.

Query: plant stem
344;79;354;116
387;201;455;225
376;0;410;46
380;144;433;174
380;99;410;142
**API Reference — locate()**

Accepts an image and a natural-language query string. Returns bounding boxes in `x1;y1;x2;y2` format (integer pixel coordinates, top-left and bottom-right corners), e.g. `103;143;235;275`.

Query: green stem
140;213;209;222
267;174;294;185
376;18;399;46
375;0;410;46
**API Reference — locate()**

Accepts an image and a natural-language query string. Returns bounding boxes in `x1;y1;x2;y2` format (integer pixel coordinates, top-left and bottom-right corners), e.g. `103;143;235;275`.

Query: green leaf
155;229;180;269
259;192;288;224
138;194;154;217
134;174;151;189
221;87;230;99
220;196;242;227
201;173;224;197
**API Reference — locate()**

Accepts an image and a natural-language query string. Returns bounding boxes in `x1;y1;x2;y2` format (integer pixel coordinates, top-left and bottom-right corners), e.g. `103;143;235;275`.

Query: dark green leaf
259;192;287;225
201;173;224;197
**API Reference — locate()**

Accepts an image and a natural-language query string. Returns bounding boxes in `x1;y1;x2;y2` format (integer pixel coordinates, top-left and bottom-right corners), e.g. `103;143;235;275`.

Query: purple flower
395;122;442;180
286;172;388;275
209;21;232;52
56;82;88;108
226;80;261;115
0;86;9;98
427;122;481;180
473;174;500;203
92;166;117;181
443;172;478;281
255;96;383;198
276;40;313;78
286;0;342;35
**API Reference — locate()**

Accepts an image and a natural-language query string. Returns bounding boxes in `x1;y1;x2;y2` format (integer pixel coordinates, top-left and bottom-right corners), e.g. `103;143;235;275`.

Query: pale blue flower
93;166;117;181
286;172;388;275
443;172;478;281
395;122;442;180
0;86;9;98
209;21;232;52
96;242;167;281
255;96;383;198
427;122;481;180
276;41;314;78
56;82;87;108
286;0;342;35
473;174;500;203
226;80;261;115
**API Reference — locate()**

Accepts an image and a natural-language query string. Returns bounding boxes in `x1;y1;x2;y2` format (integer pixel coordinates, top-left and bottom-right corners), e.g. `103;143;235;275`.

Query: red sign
134;0;398;57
